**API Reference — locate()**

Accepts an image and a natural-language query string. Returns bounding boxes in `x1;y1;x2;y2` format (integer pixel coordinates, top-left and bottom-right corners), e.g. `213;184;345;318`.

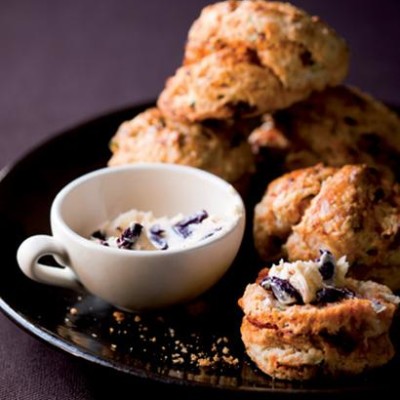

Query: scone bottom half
238;251;400;381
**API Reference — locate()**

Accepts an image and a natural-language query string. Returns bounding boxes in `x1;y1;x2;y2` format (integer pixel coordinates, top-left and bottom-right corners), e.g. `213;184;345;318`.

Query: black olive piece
315;286;354;304
318;249;335;281
91;230;106;241
260;276;302;305
117;223;143;249
149;224;168;250
173;210;208;238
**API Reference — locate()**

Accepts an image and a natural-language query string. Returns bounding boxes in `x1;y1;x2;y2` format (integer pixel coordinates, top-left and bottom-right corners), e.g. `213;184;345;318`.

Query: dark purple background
0;1;399;398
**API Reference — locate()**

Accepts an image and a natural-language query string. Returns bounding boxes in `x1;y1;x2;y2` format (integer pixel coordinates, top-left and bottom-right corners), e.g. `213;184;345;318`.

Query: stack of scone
158;0;348;121
234;1;400;382
106;0;400;381
108;0;349;192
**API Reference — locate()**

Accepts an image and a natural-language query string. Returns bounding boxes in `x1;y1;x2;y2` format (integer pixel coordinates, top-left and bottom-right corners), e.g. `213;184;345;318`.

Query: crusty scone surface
158;47;293;122
249;86;400;180
286;165;400;288
158;0;349;122
253;164;337;261
240;317;395;381
108;107;255;183
253;164;400;290
185;0;349;88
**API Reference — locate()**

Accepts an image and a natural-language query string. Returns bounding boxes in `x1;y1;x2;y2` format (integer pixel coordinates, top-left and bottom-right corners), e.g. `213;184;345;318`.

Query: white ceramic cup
17;164;245;311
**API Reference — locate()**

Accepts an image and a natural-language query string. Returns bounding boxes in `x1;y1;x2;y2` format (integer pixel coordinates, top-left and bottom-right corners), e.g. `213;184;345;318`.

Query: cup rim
50;163;246;257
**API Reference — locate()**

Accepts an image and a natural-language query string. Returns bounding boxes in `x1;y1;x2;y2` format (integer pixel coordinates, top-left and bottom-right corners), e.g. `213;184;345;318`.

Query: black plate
0;102;399;396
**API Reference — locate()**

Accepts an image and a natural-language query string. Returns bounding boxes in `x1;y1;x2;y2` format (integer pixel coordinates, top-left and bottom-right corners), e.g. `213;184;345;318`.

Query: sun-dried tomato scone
249;86;400;180
158;0;349;122
108;107;255;185
254;164;400;291
238;252;400;381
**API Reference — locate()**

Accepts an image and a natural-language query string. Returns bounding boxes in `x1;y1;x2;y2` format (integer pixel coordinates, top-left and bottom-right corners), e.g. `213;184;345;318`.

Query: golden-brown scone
158;47;288;122
249;86;400;180
108;107;255;185
158;0;349;122
238;258;400;381
253;164;338;262
254;164;400;290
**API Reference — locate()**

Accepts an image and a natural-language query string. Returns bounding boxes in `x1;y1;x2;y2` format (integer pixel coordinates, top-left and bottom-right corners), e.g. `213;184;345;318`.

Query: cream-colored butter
268;253;350;304
91;208;236;251
269;260;323;304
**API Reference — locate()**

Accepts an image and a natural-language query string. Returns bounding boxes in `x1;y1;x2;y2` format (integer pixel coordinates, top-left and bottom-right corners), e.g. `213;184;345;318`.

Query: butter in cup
17;163;245;311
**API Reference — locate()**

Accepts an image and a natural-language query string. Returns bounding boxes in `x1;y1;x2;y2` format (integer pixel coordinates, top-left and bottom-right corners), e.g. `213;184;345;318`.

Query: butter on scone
158;0;349;122
238;251;400;381
108;107;255;186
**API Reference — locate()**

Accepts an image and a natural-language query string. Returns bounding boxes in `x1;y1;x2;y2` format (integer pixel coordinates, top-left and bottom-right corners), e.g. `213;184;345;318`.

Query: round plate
0;102;399;395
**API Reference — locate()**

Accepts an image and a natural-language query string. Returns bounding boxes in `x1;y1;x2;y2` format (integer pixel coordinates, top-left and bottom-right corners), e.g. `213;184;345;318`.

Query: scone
108;107;255;187
249;85;400;180
158;47;287;122
158;0;349;122
238;252;400;380
253;164;400;290
253;163;337;262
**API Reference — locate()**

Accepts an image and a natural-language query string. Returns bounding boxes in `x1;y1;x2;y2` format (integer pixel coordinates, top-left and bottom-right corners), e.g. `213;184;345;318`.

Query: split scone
238;251;400;381
249;85;400;180
108;107;255;187
253;164;400;291
158;0;349;122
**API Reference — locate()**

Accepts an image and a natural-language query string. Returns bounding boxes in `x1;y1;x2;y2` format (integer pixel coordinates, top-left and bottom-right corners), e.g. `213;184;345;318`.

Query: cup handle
17;235;81;291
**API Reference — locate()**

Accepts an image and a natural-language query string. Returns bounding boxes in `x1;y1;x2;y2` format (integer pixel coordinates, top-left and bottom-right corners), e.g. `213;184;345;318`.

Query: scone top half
239;251;400;337
158;0;349;122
